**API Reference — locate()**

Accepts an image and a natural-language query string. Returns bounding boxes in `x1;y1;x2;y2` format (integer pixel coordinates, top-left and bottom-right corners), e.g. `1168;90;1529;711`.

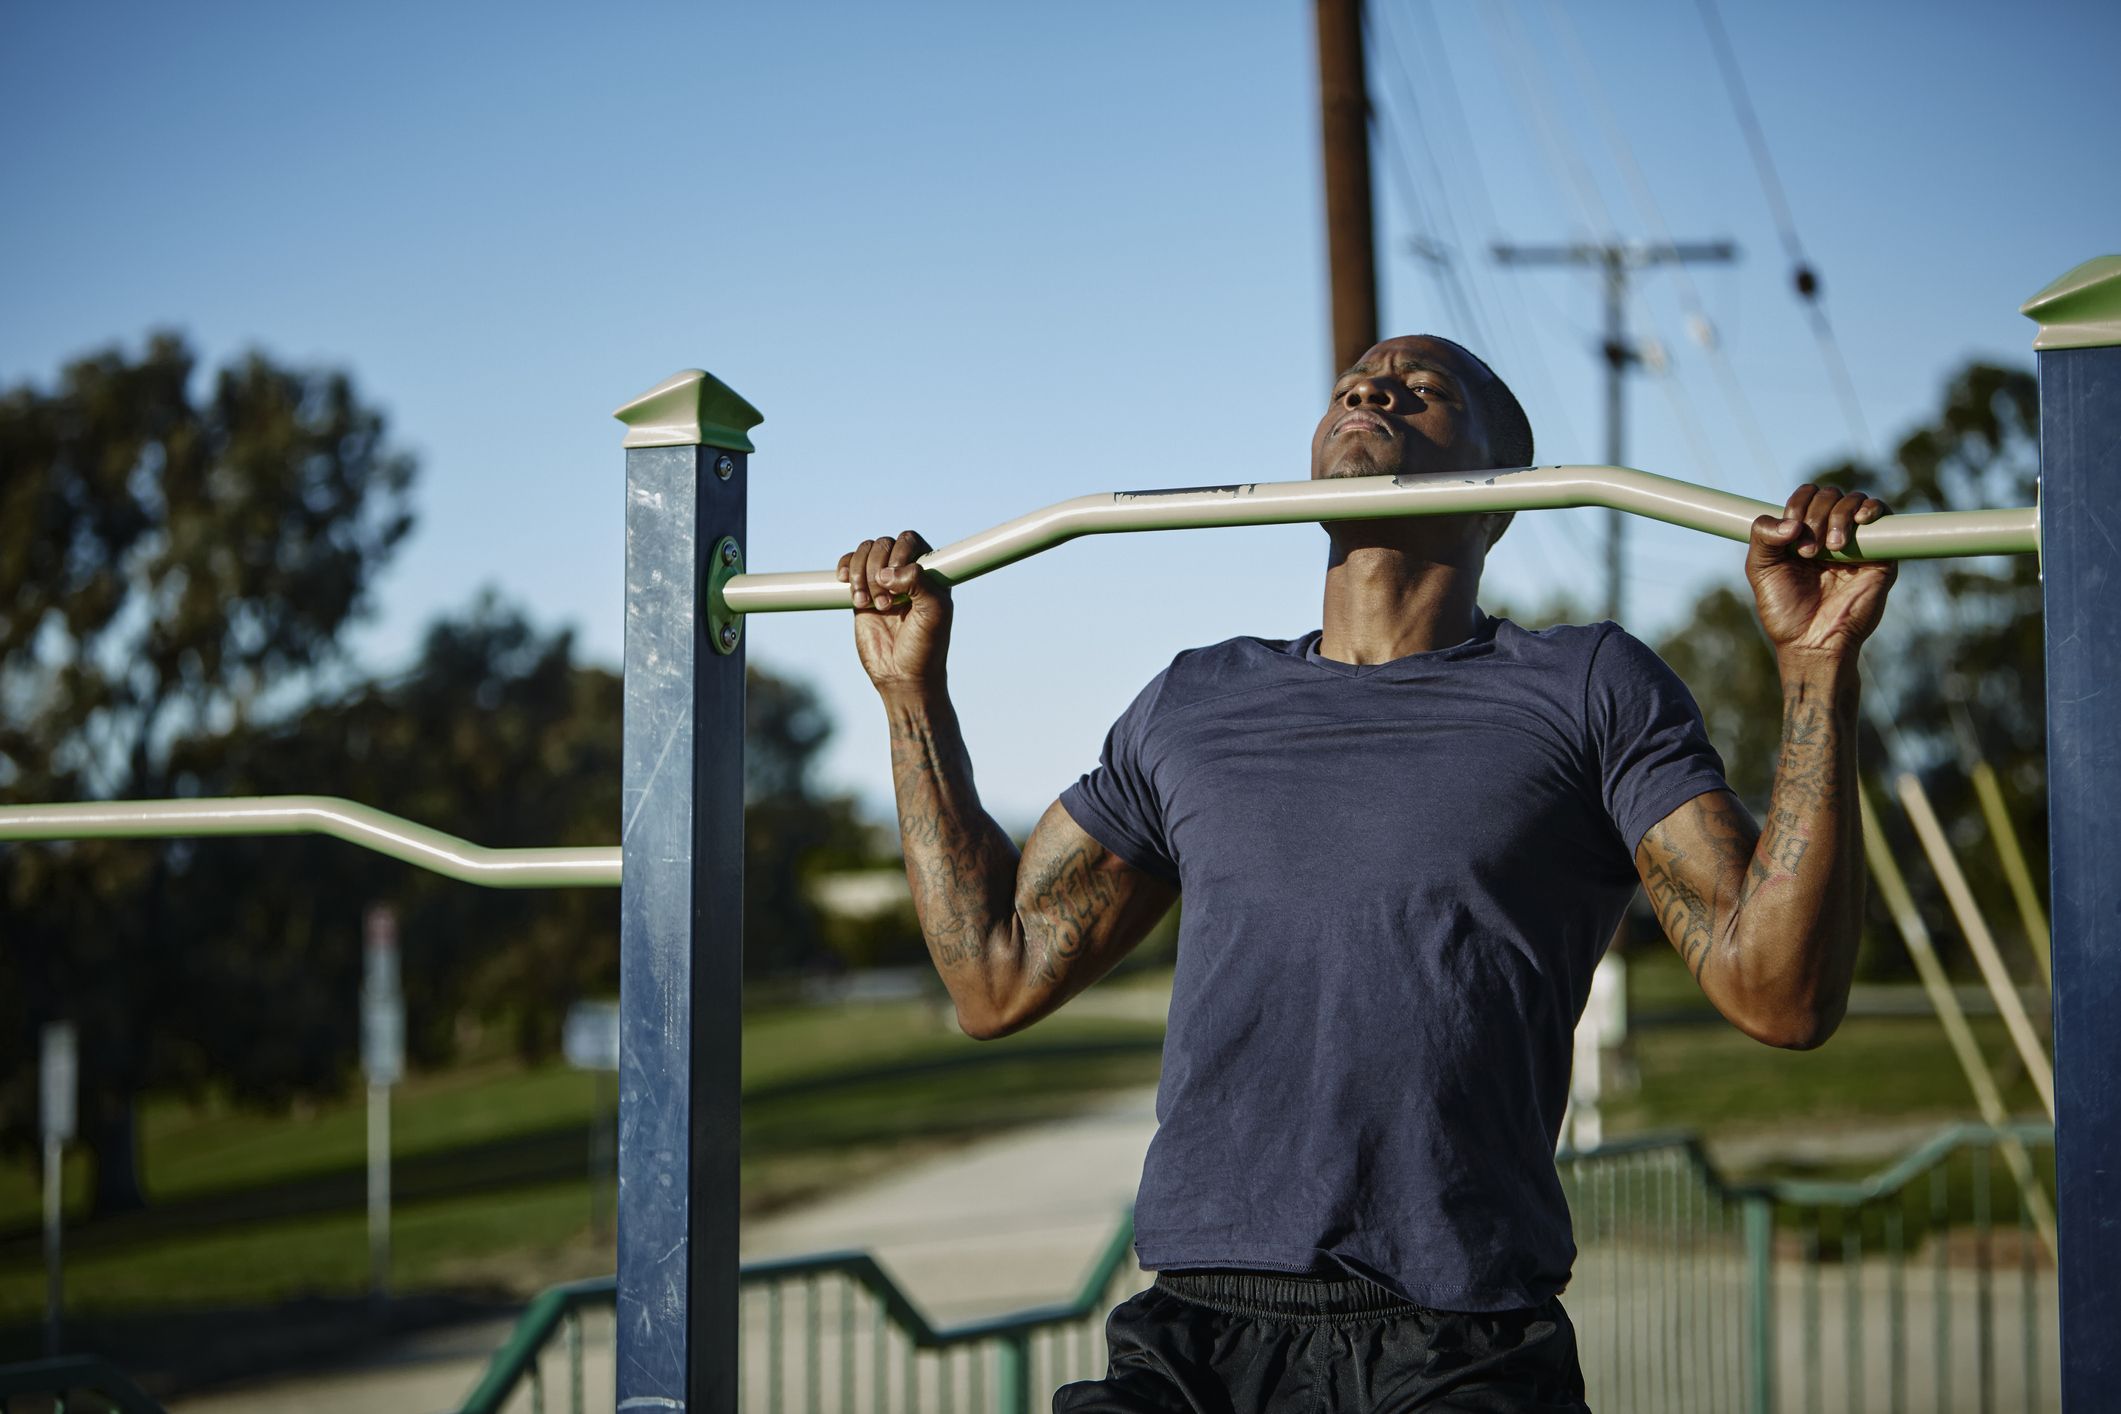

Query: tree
0;333;415;1210
1654;362;2045;978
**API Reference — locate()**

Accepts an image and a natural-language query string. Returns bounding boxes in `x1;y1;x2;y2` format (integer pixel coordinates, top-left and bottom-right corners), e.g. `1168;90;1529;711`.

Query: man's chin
1316;456;1395;481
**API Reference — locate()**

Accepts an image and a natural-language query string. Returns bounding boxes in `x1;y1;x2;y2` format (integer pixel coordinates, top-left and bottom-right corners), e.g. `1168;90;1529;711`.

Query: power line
1365;5;1501;350
1391;1;1591;459
1693;0;1874;457
1362;11;1601;586
1540;0;1780;498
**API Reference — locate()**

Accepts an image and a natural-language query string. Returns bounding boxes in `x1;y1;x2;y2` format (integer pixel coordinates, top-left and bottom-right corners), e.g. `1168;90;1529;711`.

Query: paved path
171;1087;1162;1414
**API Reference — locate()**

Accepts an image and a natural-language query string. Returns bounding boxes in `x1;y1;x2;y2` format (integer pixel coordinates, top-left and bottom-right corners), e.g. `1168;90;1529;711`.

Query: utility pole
1493;240;1737;620
1315;0;1377;377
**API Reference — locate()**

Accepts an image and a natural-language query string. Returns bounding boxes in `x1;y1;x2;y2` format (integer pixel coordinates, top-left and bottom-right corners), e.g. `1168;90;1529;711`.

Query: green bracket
708;536;744;654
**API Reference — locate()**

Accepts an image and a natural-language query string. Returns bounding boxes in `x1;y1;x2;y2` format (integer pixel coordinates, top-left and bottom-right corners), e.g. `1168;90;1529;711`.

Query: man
836;335;1893;1411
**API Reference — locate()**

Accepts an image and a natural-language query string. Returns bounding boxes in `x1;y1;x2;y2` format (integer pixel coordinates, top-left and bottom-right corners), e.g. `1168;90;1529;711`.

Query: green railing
457;1121;2055;1414
458;1216;1143;1414
1749;1120;2058;1414
0;1355;165;1414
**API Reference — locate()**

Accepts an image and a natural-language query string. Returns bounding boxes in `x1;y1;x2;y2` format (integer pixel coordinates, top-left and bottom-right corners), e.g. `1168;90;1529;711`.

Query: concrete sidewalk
171;1087;1162;1414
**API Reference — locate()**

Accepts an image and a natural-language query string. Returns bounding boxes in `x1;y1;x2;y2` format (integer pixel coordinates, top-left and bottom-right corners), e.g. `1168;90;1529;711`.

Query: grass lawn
0;991;1164;1333
1611;945;2050;1172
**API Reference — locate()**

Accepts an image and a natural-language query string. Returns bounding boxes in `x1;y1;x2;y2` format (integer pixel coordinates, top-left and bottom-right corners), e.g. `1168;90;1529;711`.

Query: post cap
2022;256;2121;351
613;369;763;451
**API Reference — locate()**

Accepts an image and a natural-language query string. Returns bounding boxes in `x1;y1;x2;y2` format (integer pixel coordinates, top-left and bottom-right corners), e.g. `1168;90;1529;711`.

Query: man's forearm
1721;654;1865;1042
881;683;1024;1025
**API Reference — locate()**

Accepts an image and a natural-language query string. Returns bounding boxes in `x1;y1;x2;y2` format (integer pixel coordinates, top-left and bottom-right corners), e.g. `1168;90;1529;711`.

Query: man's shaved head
1426;336;1534;471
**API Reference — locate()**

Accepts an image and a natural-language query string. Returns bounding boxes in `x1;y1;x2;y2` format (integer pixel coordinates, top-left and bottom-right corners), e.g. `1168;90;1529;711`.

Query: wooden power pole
1315;0;1378;377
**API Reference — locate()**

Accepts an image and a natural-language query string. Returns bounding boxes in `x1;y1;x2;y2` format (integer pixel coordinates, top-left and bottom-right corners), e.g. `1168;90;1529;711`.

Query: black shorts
1054;1268;1591;1413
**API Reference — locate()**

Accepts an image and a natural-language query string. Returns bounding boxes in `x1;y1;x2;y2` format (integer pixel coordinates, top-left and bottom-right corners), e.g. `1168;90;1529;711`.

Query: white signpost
361;905;404;1301
41;1021;76;1356
564;999;620;1239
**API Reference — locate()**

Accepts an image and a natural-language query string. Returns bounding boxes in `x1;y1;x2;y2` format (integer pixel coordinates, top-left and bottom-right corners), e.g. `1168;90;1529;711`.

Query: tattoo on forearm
1019;842;1120;987
887;705;1015;974
1642;826;1715;978
1642;792;1751;979
1746;689;1837;899
1639;671;1861;1016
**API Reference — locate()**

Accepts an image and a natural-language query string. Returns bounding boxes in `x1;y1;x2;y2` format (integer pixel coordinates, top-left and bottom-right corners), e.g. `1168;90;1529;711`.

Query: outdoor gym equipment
1;255;2115;1413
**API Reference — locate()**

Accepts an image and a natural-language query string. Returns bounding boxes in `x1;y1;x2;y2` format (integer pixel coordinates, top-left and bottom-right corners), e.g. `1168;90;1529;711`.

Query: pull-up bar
0;796;621;888
720;465;2039;616
0;467;2037;889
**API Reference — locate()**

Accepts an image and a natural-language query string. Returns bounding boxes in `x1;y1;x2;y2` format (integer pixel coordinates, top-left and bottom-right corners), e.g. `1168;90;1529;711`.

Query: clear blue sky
4;1;2114;828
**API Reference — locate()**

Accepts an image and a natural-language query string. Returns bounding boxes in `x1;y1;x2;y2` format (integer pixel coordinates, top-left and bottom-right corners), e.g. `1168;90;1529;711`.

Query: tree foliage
1;333;414;1208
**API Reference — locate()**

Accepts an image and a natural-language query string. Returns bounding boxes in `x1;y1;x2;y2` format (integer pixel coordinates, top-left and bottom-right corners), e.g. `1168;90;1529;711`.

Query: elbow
953;981;1030;1041
1738;997;1845;1051
956;1002;1030;1042
955;1005;1007;1042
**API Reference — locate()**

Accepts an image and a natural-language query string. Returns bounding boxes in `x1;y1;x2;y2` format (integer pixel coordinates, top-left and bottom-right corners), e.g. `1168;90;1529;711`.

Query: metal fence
458;1218;1148;1414
457;1121;2055;1414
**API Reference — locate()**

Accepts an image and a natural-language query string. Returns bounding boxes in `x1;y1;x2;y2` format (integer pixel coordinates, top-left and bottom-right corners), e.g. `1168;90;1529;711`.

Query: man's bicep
1633;788;1757;981
1004;800;1179;1029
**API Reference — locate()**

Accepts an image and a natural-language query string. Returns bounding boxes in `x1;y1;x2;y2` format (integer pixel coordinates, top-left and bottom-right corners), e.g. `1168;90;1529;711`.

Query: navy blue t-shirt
1058;614;1728;1312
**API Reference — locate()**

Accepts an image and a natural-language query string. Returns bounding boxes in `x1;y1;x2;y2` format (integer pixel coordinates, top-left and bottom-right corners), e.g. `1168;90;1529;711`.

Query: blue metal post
612;370;762;1412
2025;256;2121;1409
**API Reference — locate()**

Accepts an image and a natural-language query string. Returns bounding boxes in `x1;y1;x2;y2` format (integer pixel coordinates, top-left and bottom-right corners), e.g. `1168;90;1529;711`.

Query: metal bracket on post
611;367;762;1414
2023;254;2121;1410
708;536;744;655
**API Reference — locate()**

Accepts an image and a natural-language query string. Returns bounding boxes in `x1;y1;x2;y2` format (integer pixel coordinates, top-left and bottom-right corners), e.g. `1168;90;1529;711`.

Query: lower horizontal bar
0;796;621;889
722;464;2039;614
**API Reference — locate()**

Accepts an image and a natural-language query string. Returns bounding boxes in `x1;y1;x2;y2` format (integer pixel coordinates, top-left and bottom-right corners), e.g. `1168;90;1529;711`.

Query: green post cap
2022;255;2121;351
613;369;763;452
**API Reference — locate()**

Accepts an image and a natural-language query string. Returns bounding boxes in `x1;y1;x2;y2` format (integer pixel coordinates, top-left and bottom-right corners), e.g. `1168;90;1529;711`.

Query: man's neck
1318;544;1484;664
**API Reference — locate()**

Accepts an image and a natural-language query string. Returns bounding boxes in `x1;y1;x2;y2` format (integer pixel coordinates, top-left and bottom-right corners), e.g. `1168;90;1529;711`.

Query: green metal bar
1887;1205;1906;1414
718;465;2040;615
1661;1155;1677;1413
874;1292;887;1414
1679;1154;1696;1413
1632;1157;1645;1412
565;1309;582;1414
1803;1221;1821;1414
1743;1193;1775;1414
0;796;620;889
841;1275;854;1414
1607;1161;1621;1409
1932;1167;1949;1414
2019;1176;2037;1414
1974;1147;1993;1414
1843;1216;1863;1414
995;1334;1030;1414
769;1281;783;1414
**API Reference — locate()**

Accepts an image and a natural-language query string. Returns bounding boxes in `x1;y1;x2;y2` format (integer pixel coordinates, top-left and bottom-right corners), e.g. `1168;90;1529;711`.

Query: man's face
1310;336;1495;482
